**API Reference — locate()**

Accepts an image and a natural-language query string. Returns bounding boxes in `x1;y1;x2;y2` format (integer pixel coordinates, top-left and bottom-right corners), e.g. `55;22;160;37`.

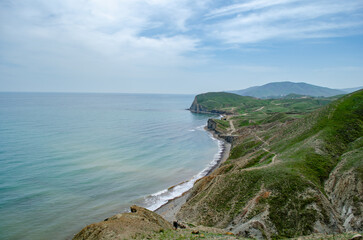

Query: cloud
0;0;201;57
205;0;297;19
0;0;363;93
1;0;363;59
206;0;363;44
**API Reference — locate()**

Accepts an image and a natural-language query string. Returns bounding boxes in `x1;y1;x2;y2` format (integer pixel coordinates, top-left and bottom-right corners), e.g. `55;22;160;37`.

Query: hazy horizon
1;0;363;94
0;81;362;95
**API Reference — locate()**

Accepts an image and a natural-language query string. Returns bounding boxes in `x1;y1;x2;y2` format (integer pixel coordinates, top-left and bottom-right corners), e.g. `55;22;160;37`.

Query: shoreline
155;127;231;222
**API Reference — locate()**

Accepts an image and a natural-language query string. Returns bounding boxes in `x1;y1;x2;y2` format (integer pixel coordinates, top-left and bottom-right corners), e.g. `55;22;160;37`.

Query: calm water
0;93;220;240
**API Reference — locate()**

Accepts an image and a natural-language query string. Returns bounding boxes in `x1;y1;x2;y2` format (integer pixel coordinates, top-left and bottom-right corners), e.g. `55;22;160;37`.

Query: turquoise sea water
0;93;221;240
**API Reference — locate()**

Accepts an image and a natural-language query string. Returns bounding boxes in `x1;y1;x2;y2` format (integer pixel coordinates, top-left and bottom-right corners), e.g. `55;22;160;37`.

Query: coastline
155;127;231;222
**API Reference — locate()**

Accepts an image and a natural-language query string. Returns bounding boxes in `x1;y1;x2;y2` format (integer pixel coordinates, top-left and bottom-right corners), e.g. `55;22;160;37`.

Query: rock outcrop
73;206;172;240
189;96;228;114
189;96;208;113
325;148;363;232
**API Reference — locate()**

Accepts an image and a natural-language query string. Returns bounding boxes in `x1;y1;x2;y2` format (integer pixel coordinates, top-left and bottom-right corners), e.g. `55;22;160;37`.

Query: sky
0;0;363;94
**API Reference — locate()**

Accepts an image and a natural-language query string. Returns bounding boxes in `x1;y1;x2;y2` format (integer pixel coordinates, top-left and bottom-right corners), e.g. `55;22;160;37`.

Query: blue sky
1;0;363;94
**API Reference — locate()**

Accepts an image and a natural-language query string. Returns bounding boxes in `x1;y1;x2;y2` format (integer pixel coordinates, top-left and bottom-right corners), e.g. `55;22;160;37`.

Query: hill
189;91;340;118
178;89;363;239
230;82;346;98
341;86;363;93
189;92;263;114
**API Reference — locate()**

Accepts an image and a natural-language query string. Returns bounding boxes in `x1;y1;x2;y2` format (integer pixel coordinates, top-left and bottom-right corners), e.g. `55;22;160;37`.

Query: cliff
189;95;229;114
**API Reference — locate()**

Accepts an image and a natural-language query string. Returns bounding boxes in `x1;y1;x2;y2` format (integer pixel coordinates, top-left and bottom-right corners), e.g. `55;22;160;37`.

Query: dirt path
252;132;278;166
222;116;278;170
229;118;236;134
225;115;237;134
254;106;265;112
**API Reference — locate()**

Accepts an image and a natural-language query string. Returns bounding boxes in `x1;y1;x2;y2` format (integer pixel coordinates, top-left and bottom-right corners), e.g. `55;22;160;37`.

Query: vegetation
180;90;363;239
192;91;342;126
148;229;250;239
194;92;263;112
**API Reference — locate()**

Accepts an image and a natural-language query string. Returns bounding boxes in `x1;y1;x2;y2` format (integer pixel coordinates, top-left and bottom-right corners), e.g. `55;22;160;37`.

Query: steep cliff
325;138;363;232
189;95;229;114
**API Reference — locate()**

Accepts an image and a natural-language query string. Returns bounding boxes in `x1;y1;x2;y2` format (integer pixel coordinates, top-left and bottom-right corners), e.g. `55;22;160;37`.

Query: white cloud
1;0;363;93
207;0;363;44
0;0;201;57
205;0;297;19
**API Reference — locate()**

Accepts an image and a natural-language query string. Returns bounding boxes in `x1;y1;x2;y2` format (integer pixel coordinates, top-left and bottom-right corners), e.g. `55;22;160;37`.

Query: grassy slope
194;92;263;112
194;91;339;115
180;90;363;238
195;91;340;132
147;229;360;240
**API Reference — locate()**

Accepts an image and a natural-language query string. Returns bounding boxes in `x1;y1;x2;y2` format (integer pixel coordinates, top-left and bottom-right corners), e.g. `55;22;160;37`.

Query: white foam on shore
196;124;207;131
143;132;224;211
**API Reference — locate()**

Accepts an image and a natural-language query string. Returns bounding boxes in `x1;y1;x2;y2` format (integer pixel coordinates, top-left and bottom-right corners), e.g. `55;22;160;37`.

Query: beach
155;129;231;222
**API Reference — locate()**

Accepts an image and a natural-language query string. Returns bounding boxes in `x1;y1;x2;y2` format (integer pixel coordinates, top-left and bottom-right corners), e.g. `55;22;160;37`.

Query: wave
141;132;224;211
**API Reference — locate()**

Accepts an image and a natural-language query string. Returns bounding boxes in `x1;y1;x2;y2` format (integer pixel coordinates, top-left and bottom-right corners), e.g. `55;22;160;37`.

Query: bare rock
350;234;363;240
73;205;173;240
325;152;363;232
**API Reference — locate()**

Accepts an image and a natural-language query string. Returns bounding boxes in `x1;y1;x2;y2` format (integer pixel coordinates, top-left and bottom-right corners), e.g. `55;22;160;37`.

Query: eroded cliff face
176;140;363;240
73;206;172;240
176;171;343;239
325;149;363;232
189;96;228;114
189;96;208;113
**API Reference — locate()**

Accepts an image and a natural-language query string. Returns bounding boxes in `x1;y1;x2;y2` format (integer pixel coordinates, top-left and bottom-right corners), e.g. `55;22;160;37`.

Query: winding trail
225;115;237;135
229;118;236;134
254;106;265;112
251;131;278;166
222;114;279;170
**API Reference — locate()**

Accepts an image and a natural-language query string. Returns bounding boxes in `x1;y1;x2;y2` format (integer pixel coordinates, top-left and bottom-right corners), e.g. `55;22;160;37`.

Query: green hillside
190;91;340;117
180;90;363;239
189;92;263;113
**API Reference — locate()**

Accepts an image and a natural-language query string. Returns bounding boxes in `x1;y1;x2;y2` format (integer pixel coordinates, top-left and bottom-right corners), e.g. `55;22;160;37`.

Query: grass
195;92;263;111
214;119;230;130
229;140;263;159
242;150;271;169
181;90;363;239
148;229;251;239
193;91;338;117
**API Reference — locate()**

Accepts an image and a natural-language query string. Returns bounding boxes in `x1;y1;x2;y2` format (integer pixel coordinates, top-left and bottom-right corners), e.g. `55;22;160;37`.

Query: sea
0;93;222;240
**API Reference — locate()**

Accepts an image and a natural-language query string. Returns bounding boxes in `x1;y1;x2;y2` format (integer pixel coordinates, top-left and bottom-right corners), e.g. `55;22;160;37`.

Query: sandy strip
155;132;231;222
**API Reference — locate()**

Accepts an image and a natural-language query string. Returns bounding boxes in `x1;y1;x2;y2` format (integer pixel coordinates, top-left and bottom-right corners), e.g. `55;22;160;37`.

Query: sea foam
143;131;224;211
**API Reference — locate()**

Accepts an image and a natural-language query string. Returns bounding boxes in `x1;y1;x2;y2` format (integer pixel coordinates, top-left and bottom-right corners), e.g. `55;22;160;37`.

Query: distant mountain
340;86;363;93
230;82;346;98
